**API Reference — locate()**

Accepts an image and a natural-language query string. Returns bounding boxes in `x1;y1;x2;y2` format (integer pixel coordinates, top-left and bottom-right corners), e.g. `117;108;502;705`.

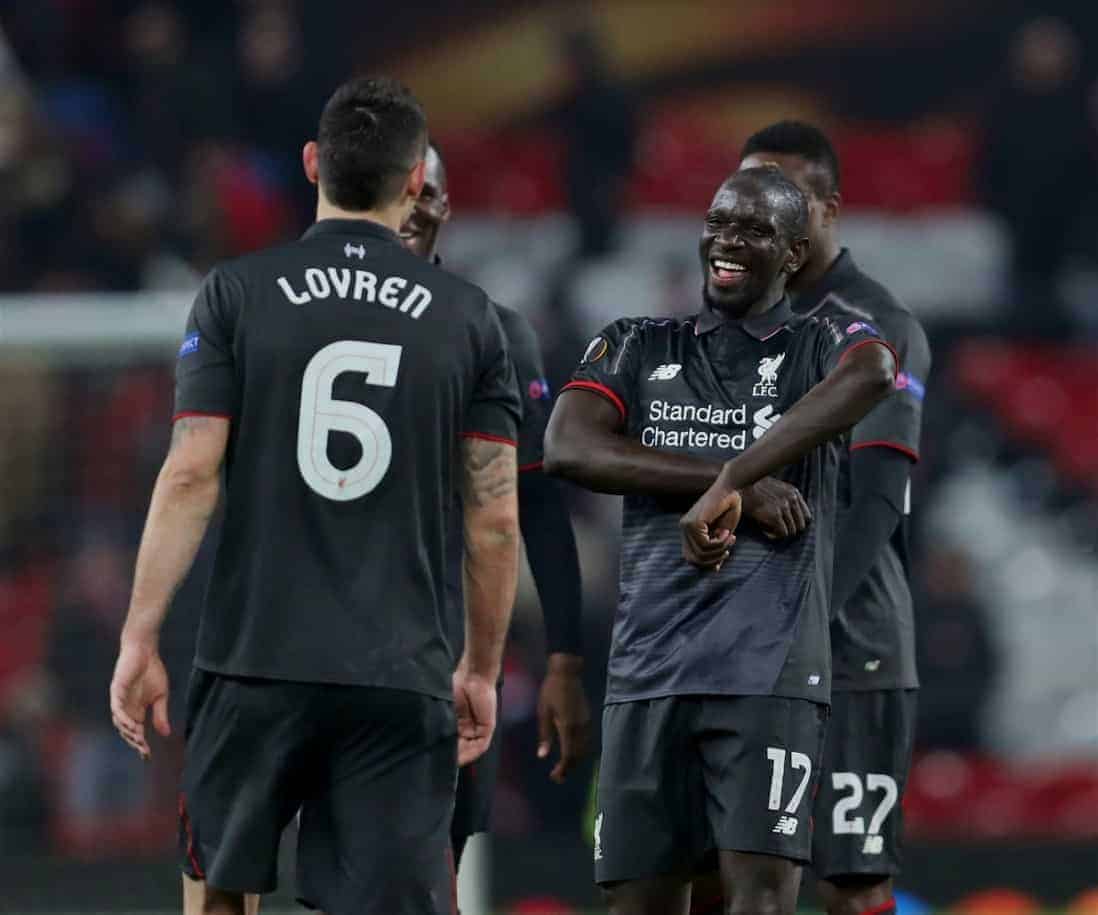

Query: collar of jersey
693;295;793;340
791;248;858;311
302;218;402;246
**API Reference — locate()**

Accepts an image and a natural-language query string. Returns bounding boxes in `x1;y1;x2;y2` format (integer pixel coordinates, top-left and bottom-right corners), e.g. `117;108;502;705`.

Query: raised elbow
162;457;219;496
858;345;898;402
466;502;520;553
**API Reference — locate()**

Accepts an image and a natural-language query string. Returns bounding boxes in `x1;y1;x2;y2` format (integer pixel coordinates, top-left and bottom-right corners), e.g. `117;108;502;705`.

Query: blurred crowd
1;0;331;293
0;0;1095;865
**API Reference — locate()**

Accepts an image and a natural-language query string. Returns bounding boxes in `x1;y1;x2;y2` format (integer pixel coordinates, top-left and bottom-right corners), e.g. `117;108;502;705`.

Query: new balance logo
344;242;366;259
772;816;799;836
648;364;682;381
753;405;781;440
862;835;884;855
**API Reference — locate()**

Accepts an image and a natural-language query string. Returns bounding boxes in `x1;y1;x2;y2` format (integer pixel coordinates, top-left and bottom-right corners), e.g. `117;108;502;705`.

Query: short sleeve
497;307;552;470
173;268;241;419
816;316;899;383
851;312;931;460
560;318;645;423
463;299;522;446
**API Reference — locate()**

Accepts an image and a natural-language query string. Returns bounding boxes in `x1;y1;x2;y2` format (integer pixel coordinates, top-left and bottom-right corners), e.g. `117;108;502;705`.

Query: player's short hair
317;77;427;211
728;165;809;242
741;120;841;198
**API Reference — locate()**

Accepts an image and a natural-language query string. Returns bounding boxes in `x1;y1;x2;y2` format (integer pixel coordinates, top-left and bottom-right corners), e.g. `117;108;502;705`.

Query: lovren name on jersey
276;266;432;318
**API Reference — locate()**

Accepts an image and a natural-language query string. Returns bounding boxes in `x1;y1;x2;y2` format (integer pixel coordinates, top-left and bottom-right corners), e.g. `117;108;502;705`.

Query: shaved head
721;166;809;243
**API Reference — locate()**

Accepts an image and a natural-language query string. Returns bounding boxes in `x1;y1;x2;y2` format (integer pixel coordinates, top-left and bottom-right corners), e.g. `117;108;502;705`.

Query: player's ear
786;236;810;275
406;160;426;201
821;192;841;227
302;141;319;185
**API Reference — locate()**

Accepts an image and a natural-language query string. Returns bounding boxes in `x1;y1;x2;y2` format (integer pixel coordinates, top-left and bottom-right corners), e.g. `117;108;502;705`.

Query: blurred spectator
47;168;176;291
0;546;55;854
914;546;1000;751
46;537;148;828
978;17;1098;333
120;1;228;180
0;91;79;292
555;27;637;259
234;3;319;224
178;140;294;270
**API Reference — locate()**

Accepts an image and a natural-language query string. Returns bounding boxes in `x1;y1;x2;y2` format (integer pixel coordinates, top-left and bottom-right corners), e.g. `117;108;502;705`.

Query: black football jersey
793;249;931;691
174;218;521;699
563;298;893;705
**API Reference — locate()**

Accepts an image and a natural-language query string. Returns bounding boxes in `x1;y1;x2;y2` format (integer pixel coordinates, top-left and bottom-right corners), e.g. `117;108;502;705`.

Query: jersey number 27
297;340;402;501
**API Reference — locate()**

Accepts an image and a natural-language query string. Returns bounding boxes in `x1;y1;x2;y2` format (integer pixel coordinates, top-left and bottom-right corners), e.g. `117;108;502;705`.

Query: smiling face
699;174;808;318
400;145;450;259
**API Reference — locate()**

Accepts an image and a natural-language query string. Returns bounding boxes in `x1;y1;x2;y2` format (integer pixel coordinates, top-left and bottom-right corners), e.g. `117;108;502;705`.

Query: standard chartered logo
641;399;749;450
752;405;782;440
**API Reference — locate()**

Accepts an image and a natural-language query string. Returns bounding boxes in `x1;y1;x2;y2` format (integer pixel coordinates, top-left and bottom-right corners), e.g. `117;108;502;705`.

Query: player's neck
314;198;411;236
789;238;842;292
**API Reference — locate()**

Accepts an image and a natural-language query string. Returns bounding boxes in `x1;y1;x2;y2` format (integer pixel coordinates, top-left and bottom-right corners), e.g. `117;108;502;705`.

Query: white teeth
712;259;745;272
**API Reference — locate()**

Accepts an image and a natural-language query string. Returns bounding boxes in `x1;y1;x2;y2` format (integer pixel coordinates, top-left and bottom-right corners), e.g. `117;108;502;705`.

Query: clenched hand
681;485;742;570
741;477;811;540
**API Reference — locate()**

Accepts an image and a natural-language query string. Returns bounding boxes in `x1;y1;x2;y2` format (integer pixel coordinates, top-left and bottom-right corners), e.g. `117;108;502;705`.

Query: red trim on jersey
851;440;920;462
858;900;897;915
560;380;627;422
172;410;232;422
838;338;899;379
519;460;544;473
178;794;205;879
460;431;517;447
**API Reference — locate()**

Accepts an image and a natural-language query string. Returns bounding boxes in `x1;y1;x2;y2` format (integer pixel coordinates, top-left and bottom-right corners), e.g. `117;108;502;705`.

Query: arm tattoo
170;415;219;449
462;438;517;507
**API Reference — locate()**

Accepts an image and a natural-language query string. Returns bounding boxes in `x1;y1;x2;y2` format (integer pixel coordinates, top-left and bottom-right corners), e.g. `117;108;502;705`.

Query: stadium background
1;0;1096;912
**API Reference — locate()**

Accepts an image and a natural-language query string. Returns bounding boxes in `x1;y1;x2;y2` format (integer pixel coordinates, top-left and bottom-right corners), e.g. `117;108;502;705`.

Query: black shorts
594;695;828;885
812;689;917;880
450;681;504;862
179;669;457;915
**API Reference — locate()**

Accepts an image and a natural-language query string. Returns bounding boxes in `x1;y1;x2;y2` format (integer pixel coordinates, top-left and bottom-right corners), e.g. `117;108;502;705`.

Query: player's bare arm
456;436;520;766
682;341;895;566
544;387;809;537
110;415;229;759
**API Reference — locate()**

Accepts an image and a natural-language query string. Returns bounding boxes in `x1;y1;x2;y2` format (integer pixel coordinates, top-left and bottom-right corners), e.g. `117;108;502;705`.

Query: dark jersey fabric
564;298;893;704
443;304;553;652
792;250;931;690
173;218;521;699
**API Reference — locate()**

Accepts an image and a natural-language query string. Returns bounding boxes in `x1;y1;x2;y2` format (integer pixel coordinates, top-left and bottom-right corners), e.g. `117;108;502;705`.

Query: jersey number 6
297;340;403;501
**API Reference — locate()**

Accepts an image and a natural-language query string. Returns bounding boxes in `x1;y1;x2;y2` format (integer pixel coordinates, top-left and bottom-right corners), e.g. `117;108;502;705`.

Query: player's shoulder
808;270;926;353
211;238;311;283
834;262;923;335
491;301;536;344
596;314;685;343
840;277;927;355
784;308;841;340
